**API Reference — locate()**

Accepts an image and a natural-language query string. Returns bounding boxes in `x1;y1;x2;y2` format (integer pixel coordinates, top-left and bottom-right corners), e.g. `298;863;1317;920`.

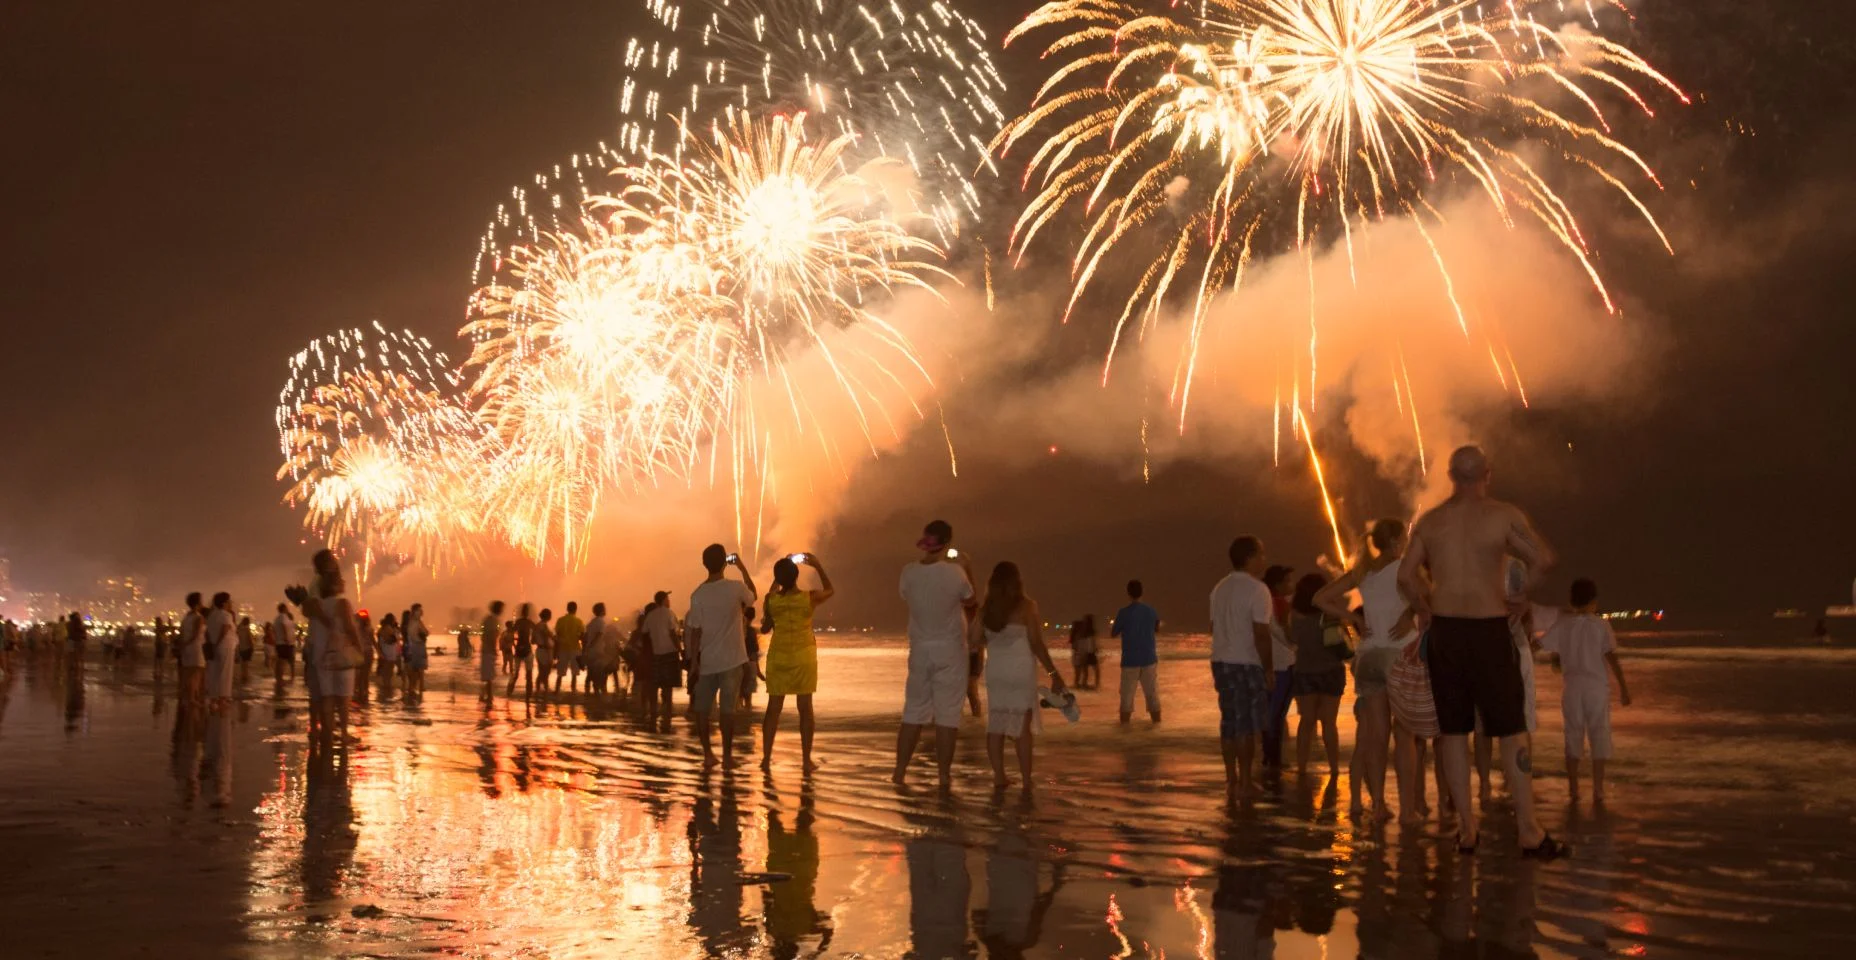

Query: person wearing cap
894;519;978;793
642;590;682;722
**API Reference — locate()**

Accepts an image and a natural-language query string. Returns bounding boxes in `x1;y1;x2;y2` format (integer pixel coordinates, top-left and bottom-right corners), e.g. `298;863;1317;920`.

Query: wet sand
2;639;1853;958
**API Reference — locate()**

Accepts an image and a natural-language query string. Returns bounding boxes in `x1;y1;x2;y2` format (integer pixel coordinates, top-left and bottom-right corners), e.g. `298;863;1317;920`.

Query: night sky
3;2;1853;629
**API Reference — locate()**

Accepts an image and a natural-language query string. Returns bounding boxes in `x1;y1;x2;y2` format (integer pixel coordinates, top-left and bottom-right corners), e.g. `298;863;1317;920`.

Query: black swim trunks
1426;615;1526;737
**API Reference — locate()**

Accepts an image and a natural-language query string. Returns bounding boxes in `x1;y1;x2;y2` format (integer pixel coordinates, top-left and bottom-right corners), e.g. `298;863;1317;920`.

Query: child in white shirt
1539;578;1633;802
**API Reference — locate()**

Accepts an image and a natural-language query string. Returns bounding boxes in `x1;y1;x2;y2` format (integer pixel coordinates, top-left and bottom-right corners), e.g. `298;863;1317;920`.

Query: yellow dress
764;591;818;696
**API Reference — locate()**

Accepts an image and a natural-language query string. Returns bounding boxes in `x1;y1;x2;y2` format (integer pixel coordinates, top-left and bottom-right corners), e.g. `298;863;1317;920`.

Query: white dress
310;598;357;698
984;624;1042;737
205;608;238;698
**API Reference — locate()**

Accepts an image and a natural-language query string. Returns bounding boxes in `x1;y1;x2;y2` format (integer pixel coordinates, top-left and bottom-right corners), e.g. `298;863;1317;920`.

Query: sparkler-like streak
617;0;1008;237
455;112;951;565
275;324;484;575
997;0;1685;423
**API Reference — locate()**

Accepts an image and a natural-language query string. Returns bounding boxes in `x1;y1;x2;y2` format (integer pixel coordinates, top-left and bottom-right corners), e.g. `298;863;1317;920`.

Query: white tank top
1359;563;1407;649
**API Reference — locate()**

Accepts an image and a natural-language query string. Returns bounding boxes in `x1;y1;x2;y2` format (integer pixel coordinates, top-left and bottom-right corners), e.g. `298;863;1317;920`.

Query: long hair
981;562;1025;632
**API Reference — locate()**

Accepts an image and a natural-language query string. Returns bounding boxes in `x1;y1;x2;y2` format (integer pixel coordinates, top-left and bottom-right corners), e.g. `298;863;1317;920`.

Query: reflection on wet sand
1;644;1854;957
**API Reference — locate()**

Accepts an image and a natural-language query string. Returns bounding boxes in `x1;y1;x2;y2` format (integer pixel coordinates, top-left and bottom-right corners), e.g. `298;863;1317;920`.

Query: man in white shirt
178;592;207;706
1210;536;1274;801
687;545;758;769
271;603;297;684
893;519;977;793
642;590;682;721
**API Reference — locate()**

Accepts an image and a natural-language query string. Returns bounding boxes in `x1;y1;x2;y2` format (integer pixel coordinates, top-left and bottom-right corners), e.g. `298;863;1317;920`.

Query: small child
1539;578;1633;802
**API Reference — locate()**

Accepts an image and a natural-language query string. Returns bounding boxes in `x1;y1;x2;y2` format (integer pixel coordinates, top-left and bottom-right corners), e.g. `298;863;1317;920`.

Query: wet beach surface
2;639;1853;958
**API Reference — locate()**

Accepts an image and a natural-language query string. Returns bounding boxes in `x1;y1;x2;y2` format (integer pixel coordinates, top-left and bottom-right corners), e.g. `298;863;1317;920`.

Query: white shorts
902;642;968;728
1561;683;1612;760
1119;664;1160;715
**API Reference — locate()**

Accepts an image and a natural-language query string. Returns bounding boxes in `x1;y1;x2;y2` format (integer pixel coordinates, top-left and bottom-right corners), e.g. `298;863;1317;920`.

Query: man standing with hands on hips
894;520;977;794
1399;445;1565;859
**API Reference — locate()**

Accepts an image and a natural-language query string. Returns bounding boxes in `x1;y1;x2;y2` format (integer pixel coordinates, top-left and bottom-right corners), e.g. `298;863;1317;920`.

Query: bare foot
992;777;1012;790
803;760;819;775
759;757;773;772
702;753;720;770
891;772;907;787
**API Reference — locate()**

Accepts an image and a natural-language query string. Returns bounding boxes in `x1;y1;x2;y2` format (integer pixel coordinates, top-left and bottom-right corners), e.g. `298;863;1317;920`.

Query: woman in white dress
1316;519;1425;823
969;562;1068;792
204;592;239;707
306;566;361;751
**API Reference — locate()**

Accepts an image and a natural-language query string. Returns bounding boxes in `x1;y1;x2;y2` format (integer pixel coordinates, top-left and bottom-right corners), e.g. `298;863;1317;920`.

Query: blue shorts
1212;661;1269;739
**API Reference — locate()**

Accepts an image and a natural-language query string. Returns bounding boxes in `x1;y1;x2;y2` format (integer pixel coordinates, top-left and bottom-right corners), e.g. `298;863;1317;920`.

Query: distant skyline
3;3;1854;628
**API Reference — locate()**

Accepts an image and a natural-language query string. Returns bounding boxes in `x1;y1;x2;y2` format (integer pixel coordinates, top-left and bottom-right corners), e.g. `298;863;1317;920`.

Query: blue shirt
1112;602;1161;668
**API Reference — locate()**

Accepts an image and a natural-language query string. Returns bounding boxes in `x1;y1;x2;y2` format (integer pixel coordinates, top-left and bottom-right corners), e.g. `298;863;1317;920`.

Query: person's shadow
974;817;1067;959
903;813;973;960
300;752;357;917
763;783;833;959
687;792;747;957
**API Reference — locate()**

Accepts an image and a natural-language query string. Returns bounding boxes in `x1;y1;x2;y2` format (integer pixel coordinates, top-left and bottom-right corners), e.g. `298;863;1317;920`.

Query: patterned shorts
1212;661;1269;740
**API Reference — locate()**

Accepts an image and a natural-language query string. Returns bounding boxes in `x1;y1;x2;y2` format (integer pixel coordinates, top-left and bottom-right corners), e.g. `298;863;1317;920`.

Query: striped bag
1387;637;1440;737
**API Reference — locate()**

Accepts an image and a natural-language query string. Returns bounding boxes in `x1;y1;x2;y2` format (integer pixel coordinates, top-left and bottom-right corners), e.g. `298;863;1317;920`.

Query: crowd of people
6;444;1635;859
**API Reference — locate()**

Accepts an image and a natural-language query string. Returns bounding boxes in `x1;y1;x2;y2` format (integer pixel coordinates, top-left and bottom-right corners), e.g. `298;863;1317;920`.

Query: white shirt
687;579;753;675
1539;613;1616;690
205;608;237;659
644;605;678;655
179;610;206;667
1210;571;1273;666
583;615;611;668
272;612;295;646
899;561;973;647
1269;614;1296;672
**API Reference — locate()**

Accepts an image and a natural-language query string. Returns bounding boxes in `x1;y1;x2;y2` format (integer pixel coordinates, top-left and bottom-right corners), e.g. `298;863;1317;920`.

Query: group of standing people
469;546;839;773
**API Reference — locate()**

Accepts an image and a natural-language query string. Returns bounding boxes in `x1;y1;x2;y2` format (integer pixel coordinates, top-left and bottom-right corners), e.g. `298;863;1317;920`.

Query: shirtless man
1398;445;1565;859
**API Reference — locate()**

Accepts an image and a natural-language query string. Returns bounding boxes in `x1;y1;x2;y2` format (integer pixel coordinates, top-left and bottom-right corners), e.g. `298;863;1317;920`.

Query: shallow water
2;639;1852;958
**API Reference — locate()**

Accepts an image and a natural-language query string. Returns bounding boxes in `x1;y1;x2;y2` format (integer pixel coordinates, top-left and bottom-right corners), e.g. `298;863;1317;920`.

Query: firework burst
617;0;1009;238
275;324;484;574
997;0;1685;424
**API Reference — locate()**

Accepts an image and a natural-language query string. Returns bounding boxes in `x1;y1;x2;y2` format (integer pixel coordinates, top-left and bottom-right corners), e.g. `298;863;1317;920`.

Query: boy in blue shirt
1112;580;1163;723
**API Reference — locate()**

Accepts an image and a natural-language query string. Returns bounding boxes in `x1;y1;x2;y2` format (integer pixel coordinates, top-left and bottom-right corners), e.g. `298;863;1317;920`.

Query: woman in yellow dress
760;552;835;772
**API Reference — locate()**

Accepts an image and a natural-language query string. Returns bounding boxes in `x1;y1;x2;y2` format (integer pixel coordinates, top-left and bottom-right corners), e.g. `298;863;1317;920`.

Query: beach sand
2;638;1852;958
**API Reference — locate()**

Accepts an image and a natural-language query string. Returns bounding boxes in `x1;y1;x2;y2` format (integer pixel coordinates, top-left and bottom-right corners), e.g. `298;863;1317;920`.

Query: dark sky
3;1;1853;628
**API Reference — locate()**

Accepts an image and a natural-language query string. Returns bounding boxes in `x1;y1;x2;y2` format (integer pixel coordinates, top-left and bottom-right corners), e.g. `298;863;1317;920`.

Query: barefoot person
760;553;835;772
1289;573;1346;777
687;545;758;769
893;520;977;793
403;603;430;699
1318;520;1425;823
478;602;504;703
1399;444;1563;858
205;593;239;708
971;562;1066;792
1112;580;1162;724
553;601;584;693
1210;536;1275;801
178;593;207;707
1540;578;1632;803
271;603;297;685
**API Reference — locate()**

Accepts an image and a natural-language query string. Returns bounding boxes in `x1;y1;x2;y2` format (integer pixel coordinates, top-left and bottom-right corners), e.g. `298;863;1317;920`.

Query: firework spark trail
275;324;485;572
996;0;1685;469
452;112;952;565
614;0;1009;240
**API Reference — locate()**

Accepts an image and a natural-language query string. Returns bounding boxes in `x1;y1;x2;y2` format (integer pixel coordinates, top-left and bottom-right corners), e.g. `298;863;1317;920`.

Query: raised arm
730;556;759;600
1313;565;1367;630
807;555;835;606
1397;517;1433;622
1024;599;1066;693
